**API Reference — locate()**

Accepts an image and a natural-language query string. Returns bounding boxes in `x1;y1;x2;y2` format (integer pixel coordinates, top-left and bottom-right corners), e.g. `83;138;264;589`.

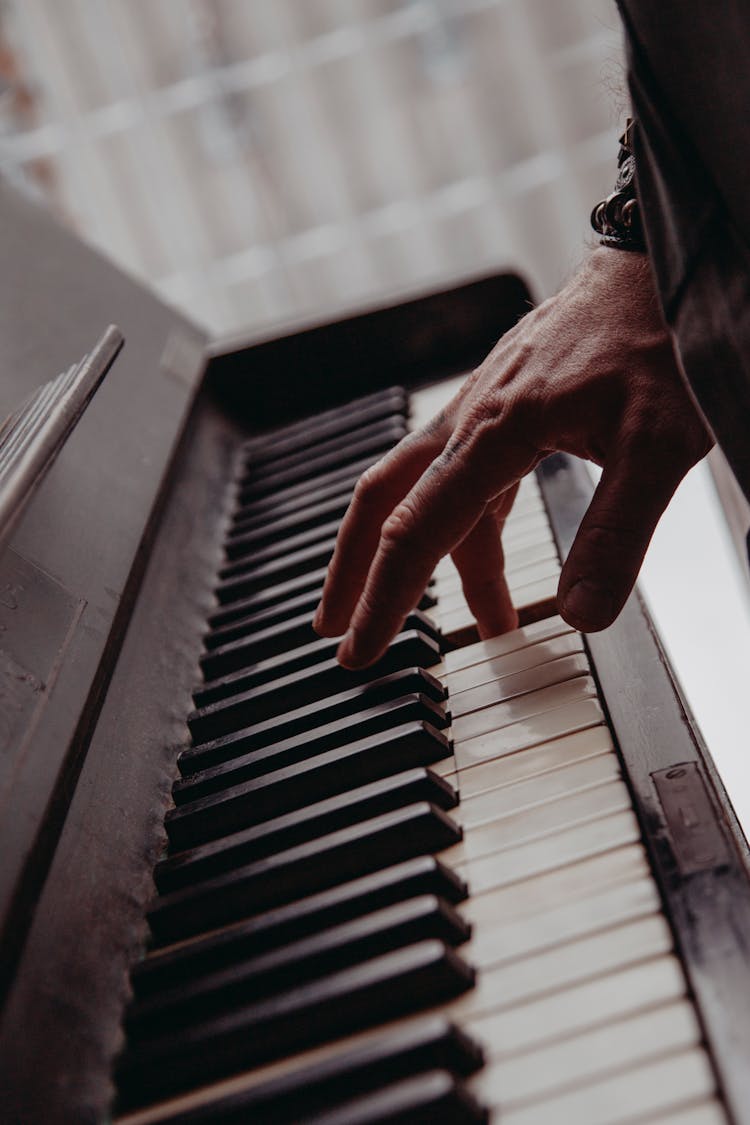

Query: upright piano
1;177;749;1125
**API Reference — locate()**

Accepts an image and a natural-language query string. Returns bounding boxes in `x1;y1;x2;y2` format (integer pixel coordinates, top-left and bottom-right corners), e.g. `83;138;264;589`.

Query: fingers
450;488;519;638
335;430;536;668
557;447;689;632
336;460;490;667
313;426;446;638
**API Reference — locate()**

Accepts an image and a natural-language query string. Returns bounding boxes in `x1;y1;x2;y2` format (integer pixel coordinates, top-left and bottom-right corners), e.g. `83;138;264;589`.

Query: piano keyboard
115;385;728;1124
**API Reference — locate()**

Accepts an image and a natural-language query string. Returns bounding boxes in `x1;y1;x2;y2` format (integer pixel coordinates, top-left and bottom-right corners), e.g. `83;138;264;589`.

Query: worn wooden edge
537;451;750;1125
0;178;208;1005
0;391;241;1125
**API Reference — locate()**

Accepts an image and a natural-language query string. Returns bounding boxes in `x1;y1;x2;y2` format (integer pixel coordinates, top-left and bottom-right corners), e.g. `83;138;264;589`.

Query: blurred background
1;0;750;830
0;0;624;337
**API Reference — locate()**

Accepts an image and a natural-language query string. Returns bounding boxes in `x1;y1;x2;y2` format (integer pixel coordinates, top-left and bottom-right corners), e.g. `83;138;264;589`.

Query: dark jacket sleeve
617;1;750;502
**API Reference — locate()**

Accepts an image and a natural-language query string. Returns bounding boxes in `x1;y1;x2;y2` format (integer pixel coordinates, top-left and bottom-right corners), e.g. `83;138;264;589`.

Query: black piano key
205;579;435;635
176;694;447;797
130;1018;482;1125
205;588;323;643
214;562;328;608
191;629;441;720
134;858;467;997
223;514;341;570
229;453;374;527
148;803;462;943
116;940;474;1110
203;607;318;663
166;723;451;849
242;414;406;485
242;386;407;463
161;768;457;889
182;668;446;770
127;896;470;1038
199;608;439;684
229;480;353;540
216;535;336;596
302;1072;487;1125
238;419;406;502
242;416;406;483
197;625;342;697
224;490;352;555
243;385;406;451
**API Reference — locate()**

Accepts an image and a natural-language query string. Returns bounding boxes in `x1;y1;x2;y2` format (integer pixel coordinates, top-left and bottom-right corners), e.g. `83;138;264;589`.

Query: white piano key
504;506;550;532
436;604;480;637
455;808;642;894
503;535;558;564
458;914;673;1013
446;630;584;695
454;726;615;796
436;585;559;639
436;559;561;606
464;874;661;967
457;752;621;828
431;522;552;586
447;777;633;860
473;1000;701;1107
509;573;559;605
455;696;605;768
502;539;559;570
437;586;559;629
452;676;598;743
450;652;591;719
443;616;575;673
503;497;547;522
432;540;549;587
435;546;560;590
433;605;472;638
466;955;688;1057
430;755;458;779
496;1047;715;1125
119;851;662;1125
503;522;557;553
408;375;466;430
463;844;650;925
448;915;673;1028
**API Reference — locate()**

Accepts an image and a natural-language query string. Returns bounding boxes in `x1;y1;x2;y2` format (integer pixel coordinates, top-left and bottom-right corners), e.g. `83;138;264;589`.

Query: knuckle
380;500;419;548
352;461;386;506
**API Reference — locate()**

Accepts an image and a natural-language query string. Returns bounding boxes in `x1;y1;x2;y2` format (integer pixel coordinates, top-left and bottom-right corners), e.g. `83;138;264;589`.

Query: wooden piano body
0;178;749;1125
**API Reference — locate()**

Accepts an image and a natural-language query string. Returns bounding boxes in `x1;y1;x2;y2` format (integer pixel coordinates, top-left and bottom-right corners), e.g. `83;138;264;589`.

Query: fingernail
561;580;615;632
312;606;324;634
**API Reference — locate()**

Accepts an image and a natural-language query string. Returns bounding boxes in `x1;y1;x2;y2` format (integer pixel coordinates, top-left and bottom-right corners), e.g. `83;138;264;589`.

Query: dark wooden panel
0;181;206;1001
0;390;240;1125
206;272;532;427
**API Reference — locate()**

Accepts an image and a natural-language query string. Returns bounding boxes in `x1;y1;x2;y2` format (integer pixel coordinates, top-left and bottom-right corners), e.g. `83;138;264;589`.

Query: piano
0;175;749;1125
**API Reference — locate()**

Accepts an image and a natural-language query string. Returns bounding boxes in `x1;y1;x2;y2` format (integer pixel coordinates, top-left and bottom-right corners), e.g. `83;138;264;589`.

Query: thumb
558;454;684;632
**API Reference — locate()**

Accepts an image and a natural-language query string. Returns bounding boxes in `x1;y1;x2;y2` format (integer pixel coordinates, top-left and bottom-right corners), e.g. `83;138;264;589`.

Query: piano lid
0;178;207;999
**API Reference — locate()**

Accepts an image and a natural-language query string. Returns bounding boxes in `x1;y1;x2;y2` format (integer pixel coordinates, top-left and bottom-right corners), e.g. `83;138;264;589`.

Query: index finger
336;426;537;668
313;426;445;637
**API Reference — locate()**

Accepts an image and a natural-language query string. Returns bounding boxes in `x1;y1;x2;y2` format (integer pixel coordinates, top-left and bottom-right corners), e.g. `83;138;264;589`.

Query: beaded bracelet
590;118;646;252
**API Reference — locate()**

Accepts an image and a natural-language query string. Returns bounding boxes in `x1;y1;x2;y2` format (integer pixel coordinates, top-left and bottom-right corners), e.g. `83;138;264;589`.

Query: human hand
313;248;713;668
